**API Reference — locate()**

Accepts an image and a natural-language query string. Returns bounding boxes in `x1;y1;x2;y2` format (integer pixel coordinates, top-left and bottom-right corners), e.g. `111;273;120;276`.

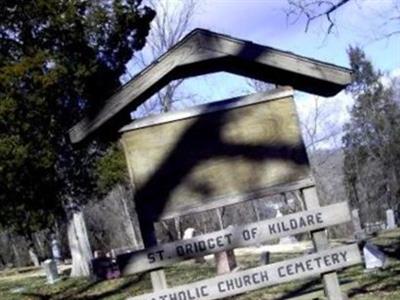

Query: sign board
128;244;361;300
117;202;351;275
121;89;311;219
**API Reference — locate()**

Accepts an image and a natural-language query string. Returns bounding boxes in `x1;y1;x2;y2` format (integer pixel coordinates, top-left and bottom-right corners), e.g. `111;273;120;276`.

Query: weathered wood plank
302;187;344;300
127;244;361;300
120;88;293;132
121;94;311;220
117;202;351;275
69;29;352;144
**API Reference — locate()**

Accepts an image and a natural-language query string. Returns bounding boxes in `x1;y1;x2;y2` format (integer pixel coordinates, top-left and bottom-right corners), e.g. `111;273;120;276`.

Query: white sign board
117;202;351;275
128;244;361;300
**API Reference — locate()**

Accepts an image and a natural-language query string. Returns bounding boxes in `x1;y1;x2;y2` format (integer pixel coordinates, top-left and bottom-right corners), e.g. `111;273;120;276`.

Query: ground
1;229;399;300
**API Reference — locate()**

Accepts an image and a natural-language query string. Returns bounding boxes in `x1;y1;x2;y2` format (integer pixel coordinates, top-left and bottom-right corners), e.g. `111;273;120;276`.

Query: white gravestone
183;228;205;263
363;242;386;269
42;259;60;284
386;209;396;229
51;238;62;262
276;210;297;244
183;228;196;240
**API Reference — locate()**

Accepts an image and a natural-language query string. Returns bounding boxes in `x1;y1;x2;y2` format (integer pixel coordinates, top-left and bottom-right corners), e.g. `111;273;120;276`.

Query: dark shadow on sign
131;39;312;249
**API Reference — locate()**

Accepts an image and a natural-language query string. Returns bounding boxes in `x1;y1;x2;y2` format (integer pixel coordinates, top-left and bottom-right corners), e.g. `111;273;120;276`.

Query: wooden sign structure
128;244;361;300
69;29;355;300
117;202;351;275
120;89;311;220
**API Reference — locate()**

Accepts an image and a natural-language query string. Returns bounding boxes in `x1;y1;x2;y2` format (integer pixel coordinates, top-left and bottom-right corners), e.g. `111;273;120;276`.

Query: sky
131;0;400;148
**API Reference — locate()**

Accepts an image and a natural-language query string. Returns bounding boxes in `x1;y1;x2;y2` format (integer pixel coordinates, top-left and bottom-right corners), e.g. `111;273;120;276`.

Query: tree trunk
67;209;93;277
119;185;139;249
174;217;182;240
9;234;21;268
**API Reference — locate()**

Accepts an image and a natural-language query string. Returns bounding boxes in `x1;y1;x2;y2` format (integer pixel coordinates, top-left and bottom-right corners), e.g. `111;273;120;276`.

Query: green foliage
95;143;128;193
0;0;155;235
343;46;400;217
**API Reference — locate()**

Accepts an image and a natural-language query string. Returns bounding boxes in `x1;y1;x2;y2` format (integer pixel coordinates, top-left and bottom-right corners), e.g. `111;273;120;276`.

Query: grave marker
386;209;396;229
42;259;59;284
364;242;386;269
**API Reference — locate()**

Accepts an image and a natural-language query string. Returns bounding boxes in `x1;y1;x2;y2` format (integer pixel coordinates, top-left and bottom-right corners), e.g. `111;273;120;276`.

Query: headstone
386;209;397;229
28;247;40;267
42;259;59;284
183;228;195;240
352;209;366;240
51;238;62;262
363;242;386;269
183;228;205;264
276;209;297;244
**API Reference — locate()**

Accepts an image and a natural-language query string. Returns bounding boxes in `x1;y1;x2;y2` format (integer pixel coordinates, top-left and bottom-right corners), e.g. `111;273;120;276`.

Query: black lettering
260;271;269;282
331;253;340;264
323;255;332;266
316;212;323;223
185;244;193;255
281;221;290;232
177;291;186;300
157;250;164;261
269;224;277;234
147;252;155;263
294;262;305;274
200;286;209;296
218;282;225;292
306;215;315;225
243;229;251;240
290;219;298;230
169;292;178;300
299;216;307;227
251;227;258;239
243;275;252;286
314;257;322;268
198;241;206;251
160;295;168;300
234;277;243;288
287;264;294;275
226;279;235;291
278;266;286;277
216;236;224;247
305;259;313;271
176;246;184;256
187;289;195;300
225;233;233;244
252;273;260;284
207;238;215;249
339;251;348;262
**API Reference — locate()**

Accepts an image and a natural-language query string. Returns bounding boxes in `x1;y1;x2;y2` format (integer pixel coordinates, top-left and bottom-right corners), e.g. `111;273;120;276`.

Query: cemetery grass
1;229;400;299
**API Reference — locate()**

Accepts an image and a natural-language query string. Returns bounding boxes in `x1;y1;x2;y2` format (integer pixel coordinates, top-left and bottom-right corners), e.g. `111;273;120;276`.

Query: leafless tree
300;96;342;155
286;0;400;39
133;0;199;115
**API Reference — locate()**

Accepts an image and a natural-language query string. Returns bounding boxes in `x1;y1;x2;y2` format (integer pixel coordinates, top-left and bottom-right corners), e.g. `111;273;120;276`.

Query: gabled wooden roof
69;28;352;144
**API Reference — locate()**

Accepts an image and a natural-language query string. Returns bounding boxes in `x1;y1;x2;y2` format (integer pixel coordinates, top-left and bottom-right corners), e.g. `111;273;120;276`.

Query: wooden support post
137;210;168;291
302;186;346;300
